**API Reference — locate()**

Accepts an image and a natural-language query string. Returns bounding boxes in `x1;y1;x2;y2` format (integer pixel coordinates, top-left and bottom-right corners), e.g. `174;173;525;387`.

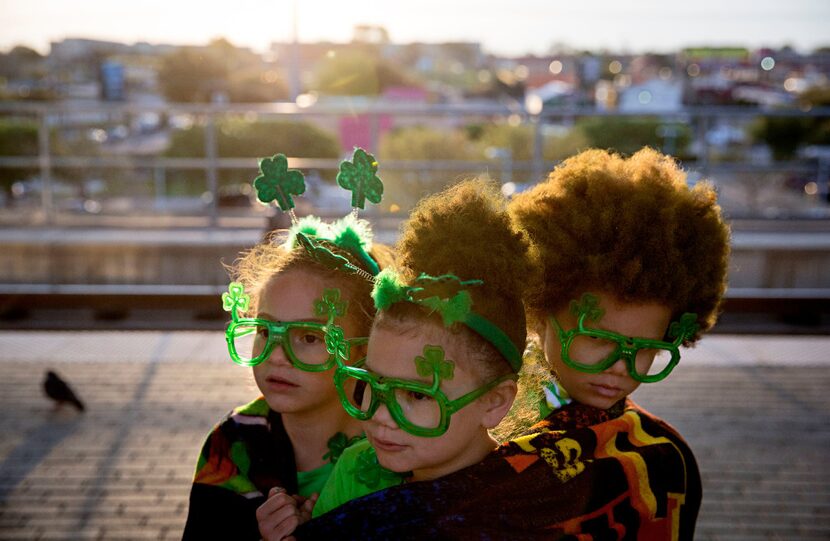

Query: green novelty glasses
548;293;699;383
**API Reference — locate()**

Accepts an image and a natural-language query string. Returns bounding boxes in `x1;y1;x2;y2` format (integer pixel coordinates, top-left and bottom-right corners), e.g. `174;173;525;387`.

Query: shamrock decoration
314;288;348;322
296;232;352;273
407;274;482;326
336;148;383;210
253;154;306;211
353;446;405;488
414;345;455;381
408;274;483;302
570;293;605;323
322;432;364;464
325;325;350;362
222;282;250;316
668;312;700;342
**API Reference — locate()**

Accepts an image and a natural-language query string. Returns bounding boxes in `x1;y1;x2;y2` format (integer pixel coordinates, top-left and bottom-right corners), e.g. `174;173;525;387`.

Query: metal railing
1;100;829;226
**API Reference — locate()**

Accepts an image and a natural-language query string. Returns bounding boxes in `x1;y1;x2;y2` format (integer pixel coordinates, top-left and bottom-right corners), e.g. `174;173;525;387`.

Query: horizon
1;0;829;57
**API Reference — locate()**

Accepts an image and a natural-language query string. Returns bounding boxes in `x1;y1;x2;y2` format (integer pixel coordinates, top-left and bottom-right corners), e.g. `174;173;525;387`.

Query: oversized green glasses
548;293;699;383
334;345;515;437
222;282;364;371
226;318;366;371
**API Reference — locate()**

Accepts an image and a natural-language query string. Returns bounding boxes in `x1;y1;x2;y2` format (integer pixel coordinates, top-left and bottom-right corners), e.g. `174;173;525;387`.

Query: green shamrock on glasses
333;344;515;438
223;283;365;371
548;293;700;383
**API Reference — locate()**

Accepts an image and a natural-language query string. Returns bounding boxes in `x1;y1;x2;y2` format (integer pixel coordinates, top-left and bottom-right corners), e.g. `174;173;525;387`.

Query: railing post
532;115;544;183
205;109;219;228
696;112;710;178
38;108;53;225
154;165;167;211
502;149;513;184
818;157;830;204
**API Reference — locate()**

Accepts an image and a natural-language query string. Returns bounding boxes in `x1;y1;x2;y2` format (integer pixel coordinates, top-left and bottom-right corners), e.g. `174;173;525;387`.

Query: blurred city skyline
1;0;829;56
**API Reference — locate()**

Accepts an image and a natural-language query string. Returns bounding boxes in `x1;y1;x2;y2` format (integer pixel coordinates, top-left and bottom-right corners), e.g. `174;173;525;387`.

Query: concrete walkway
0;331;828;540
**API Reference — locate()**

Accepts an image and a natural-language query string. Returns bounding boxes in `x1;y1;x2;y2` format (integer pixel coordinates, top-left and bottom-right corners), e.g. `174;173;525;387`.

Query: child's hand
256;487;318;541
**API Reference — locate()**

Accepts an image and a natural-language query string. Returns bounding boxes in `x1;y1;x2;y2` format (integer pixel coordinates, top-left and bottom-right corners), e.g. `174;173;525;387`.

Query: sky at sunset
1;0;828;55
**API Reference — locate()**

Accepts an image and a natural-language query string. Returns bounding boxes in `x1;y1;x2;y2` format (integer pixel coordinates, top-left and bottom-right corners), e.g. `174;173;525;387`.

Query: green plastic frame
548;295;698;383
333;345;516;437
226;318;367;371
222;282;366;371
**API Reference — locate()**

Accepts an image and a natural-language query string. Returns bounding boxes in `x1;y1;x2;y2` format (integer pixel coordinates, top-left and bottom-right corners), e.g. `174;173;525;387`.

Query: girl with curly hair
183;153;393;540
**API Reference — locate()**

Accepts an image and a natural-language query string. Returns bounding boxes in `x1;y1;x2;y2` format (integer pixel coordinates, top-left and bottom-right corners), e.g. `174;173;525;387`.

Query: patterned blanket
182;397;298;540
297;398;700;540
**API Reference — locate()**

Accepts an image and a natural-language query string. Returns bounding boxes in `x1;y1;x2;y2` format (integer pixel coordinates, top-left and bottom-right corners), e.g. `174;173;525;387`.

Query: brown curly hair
376;179;536;378
509;147;730;342
229;230;394;332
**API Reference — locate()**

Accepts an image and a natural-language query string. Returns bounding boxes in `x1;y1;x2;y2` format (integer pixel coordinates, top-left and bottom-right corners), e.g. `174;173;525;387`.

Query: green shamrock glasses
223;282;365;371
549;293;700;383
334;345;515;437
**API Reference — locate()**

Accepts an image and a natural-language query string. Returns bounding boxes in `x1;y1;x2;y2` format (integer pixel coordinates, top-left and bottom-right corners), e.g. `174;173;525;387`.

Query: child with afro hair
507;147;731;539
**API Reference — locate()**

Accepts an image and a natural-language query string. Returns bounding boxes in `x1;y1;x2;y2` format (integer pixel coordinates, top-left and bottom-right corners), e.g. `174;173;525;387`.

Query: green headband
372;270;523;372
253;148;384;279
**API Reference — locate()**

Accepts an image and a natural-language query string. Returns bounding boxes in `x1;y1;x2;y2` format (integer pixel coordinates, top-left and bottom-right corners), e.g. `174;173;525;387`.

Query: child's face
361;324;495;481
542;292;672;410
252;269;363;415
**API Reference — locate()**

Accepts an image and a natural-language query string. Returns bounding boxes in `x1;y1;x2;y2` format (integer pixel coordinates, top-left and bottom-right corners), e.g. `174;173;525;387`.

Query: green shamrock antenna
253;153;306;225
337;147;384;217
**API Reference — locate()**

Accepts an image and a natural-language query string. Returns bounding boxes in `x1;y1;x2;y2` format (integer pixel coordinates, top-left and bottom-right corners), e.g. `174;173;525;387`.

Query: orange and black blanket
297;398;700;540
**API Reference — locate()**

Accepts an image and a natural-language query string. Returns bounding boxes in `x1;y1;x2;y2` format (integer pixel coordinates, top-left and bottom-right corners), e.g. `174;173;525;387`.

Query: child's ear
480;379;518;429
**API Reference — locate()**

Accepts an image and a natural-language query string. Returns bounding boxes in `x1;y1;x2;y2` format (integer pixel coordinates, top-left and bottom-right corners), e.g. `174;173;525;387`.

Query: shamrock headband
253;147;384;279
371;269;523;373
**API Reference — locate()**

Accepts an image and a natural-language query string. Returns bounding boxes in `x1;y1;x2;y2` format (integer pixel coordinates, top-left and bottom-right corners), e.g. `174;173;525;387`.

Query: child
256;179;534;540
287;148;729;540
506;147;730;538
182;151;392;540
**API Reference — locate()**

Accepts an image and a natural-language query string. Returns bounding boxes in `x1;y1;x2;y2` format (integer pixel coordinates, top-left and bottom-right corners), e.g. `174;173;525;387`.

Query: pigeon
43;370;85;412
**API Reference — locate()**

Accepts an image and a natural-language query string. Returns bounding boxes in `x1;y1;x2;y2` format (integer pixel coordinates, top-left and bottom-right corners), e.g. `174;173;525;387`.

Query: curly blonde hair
509;147;730;342
376;179;536;378
229;231;394;333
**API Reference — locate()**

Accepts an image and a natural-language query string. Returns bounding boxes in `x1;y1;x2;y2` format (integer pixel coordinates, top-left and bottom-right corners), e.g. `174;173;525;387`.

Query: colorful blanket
182;397;299;540
297;398;701;540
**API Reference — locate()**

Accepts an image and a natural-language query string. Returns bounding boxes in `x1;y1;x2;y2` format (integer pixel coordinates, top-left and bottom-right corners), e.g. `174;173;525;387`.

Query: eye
299;333;323;345
256;327;269;339
407;390;431;402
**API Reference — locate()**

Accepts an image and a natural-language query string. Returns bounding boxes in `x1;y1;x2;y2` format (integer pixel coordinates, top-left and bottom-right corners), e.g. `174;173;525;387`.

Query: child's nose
371;402;398;429
265;343;292;368
605;357;628;376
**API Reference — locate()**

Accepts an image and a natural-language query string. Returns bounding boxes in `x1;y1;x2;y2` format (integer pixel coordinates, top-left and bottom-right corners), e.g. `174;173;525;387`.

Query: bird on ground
43;370;85;412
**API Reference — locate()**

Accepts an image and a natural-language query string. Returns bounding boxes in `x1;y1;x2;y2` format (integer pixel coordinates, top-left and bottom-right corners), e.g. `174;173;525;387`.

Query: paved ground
0;331;828;540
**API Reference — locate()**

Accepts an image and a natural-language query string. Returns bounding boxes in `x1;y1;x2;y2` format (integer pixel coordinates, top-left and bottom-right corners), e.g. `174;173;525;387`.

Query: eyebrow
256;312;327;324
364;361;433;384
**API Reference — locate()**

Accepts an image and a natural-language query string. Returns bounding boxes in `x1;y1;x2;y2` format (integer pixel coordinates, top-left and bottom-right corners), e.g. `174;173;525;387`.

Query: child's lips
265;375;299;389
370;435;408;453
589;382;622;398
